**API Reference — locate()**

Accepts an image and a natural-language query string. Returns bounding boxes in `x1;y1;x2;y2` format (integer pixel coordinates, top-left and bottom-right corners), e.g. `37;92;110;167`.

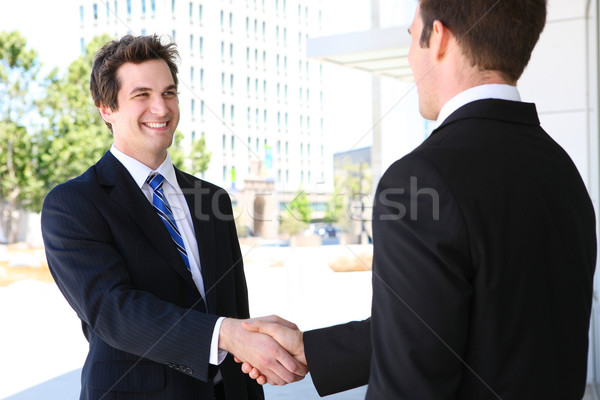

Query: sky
0;0;400;154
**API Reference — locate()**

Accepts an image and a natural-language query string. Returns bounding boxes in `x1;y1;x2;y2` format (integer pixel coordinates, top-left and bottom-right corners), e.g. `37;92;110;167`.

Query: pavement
0;244;372;399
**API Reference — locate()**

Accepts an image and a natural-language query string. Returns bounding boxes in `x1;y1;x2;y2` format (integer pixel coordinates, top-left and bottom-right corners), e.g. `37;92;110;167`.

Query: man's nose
149;96;168;115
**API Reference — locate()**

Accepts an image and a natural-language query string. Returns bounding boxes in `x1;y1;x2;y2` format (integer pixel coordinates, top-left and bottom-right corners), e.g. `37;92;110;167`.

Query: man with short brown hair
241;1;596;398
42;34;306;400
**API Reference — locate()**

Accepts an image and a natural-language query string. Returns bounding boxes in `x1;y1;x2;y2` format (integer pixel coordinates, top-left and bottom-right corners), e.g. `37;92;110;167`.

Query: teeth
145;122;167;128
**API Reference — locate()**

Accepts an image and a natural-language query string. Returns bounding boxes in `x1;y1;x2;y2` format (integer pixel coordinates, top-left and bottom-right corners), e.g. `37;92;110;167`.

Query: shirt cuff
209;316;228;365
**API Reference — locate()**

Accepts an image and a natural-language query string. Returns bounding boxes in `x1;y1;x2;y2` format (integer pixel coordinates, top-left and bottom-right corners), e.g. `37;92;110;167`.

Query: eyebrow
129;84;178;96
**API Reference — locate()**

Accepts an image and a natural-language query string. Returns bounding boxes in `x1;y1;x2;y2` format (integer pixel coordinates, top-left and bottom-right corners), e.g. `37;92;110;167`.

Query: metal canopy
307;26;413;81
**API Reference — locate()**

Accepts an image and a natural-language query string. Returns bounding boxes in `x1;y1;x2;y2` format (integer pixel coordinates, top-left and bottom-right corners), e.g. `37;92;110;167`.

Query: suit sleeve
366;154;472;399
304;319;371;397
41;182;219;382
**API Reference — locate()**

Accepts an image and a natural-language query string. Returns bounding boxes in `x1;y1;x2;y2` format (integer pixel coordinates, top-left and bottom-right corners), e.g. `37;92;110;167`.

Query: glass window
80;38;85;54
229;12;233;30
200;101;204;116
263;110;267;124
190;67;194;83
246;17;249;33
80;5;84;23
220;41;224;59
198;4;202;22
171;0;176;14
141;0;146;14
247;107;251;124
231;135;235;151
151;0;156;13
222;135;226;150
93;3;98;19
221;72;225;90
190;34;193;51
189;1;192;18
127;0;132;15
172;30;176;42
230;43;234;58
223;166;227;181
191;99;195;114
222;103;226;119
141;28;147;35
220;10;224;27
230;74;234;92
246;77;250;93
200;68;204;86
199;36;203;55
114;0;118;17
230;105;235;122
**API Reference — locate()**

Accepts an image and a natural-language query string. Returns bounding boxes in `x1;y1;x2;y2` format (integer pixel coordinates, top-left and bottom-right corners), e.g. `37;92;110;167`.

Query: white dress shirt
436;84;522;127
110;145;226;365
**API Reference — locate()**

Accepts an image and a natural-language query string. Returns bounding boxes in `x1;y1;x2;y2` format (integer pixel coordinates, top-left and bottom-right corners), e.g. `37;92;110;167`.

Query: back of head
90;34;180;111
419;0;547;83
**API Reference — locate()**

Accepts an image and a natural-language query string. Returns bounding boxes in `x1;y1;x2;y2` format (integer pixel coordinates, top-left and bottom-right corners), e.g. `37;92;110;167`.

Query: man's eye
164;91;177;97
136;93;149;97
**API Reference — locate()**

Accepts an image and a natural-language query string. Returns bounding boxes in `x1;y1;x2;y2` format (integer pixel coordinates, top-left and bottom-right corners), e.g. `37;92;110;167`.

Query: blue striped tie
146;173;191;271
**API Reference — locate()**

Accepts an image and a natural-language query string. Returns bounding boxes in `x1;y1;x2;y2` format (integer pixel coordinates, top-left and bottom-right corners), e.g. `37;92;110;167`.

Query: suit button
167;363;174;368
185;367;194;375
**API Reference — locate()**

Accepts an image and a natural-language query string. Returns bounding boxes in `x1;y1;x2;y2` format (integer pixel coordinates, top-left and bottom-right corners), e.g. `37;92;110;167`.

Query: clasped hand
219;315;306;385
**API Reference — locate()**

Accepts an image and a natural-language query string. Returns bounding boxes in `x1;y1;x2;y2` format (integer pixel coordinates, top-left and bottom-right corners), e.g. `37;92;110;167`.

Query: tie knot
146;173;165;191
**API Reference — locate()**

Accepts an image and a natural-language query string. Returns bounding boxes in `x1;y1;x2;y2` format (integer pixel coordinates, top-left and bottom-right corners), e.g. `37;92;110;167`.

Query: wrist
218;317;237;353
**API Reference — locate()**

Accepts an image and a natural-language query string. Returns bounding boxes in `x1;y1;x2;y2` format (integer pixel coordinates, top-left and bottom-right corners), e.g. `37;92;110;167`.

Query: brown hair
90;34;179;129
419;0;547;82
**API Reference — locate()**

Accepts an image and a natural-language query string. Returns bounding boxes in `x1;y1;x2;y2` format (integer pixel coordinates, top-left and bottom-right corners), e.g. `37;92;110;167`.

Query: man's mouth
143;122;168;128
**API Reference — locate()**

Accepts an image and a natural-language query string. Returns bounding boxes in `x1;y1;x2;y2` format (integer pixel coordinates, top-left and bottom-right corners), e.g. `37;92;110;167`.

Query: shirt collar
436;84;521;127
110;145;179;190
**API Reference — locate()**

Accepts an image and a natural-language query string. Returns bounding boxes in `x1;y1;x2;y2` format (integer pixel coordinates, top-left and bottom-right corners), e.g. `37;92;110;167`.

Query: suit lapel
176;169;218;314
95;152;196;289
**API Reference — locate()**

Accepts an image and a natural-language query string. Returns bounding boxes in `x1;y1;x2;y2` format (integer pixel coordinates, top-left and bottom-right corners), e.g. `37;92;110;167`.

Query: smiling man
41;35;306;400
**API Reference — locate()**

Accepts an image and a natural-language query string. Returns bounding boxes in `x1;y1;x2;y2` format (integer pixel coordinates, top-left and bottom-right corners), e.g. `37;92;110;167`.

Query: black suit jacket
42;152;263;400
305;99;596;399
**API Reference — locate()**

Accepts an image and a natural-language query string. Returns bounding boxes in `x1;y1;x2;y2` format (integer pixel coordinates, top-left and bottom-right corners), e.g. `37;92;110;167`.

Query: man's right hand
234;315;306;385
219;316;307;385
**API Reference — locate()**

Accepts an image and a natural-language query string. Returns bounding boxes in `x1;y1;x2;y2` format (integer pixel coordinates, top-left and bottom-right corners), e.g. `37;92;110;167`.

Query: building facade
78;0;332;238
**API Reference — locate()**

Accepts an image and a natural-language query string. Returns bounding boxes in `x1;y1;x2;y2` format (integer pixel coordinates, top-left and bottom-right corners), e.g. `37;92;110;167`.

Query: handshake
219;315;308;386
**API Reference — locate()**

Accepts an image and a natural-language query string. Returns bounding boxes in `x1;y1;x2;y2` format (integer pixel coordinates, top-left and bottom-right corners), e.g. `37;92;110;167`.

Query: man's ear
98;105;114;124
430;20;453;62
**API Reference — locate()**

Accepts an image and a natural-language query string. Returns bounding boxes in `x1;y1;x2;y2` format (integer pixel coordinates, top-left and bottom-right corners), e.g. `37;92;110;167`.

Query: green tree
279;189;312;235
0;31;43;243
36;34;114;198
170;130;211;175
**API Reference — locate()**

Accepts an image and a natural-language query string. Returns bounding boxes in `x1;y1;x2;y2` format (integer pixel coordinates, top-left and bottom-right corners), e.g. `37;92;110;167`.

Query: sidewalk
3;369;367;400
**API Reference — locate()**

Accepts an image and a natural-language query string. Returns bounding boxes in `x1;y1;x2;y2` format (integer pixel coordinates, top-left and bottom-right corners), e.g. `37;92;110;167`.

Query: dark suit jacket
305;99;596;399
41;152;263;400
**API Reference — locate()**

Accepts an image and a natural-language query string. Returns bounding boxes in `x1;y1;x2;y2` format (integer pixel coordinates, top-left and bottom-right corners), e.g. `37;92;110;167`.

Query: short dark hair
90;34;179;129
419;0;547;82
